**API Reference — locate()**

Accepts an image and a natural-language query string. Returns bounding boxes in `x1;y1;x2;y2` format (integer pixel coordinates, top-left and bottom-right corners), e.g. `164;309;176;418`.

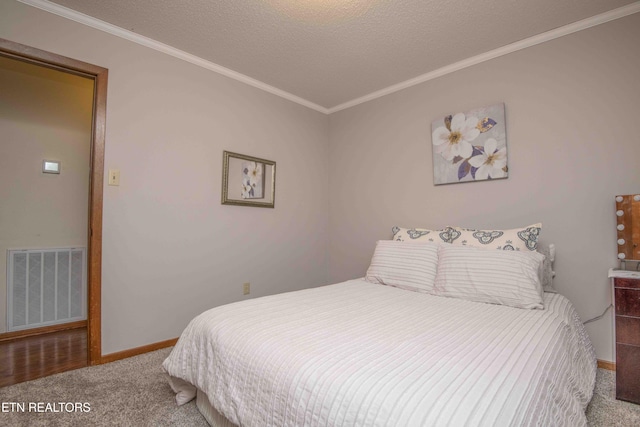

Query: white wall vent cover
7;247;86;332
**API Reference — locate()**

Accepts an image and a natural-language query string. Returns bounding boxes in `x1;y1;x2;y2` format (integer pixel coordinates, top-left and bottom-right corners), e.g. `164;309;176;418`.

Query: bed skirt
196;388;238;427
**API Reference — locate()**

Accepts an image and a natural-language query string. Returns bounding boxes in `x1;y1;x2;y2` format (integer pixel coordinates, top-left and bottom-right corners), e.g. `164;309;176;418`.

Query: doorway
0;38;106;367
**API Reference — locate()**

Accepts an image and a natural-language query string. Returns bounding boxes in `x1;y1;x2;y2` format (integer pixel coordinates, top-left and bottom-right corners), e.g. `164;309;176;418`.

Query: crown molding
327;2;640;114
16;0;330;114
17;0;640;115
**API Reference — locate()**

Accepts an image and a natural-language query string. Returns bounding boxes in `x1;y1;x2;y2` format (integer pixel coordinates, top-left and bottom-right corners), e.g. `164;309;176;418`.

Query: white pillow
447;223;542;251
365;240;439;294
434;244;545;309
391;226;451;244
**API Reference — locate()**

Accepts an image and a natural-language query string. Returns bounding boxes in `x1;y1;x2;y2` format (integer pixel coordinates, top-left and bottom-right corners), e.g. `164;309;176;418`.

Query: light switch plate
108;169;120;186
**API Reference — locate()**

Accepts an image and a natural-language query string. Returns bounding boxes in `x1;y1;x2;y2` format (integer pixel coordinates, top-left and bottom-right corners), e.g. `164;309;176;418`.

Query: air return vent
7;247;86;332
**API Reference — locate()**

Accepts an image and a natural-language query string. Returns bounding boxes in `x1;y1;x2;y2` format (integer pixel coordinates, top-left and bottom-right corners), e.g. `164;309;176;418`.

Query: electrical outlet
243;282;250;295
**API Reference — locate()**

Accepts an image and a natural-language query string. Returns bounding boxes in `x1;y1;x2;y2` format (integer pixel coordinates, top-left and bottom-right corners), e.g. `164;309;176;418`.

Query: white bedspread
163;279;596;427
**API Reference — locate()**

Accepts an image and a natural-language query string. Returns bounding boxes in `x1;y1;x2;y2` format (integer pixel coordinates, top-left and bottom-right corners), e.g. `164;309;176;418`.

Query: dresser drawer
614;277;640;289
616;344;640;403
615;288;640;317
616;316;640;346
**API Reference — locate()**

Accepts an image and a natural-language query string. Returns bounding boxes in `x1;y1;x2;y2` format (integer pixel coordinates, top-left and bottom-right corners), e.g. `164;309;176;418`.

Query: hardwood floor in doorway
0;327;87;387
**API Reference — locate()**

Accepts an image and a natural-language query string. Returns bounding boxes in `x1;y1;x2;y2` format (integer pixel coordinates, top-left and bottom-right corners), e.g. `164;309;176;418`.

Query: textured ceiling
46;0;637;110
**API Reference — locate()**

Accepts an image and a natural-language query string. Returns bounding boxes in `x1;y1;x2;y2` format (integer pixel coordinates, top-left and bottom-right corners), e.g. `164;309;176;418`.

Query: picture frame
221;151;276;208
431;103;507;185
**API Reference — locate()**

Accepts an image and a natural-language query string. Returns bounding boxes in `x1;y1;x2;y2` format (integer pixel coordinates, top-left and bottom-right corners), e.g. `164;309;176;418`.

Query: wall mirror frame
615;194;640;267
221;151;276;208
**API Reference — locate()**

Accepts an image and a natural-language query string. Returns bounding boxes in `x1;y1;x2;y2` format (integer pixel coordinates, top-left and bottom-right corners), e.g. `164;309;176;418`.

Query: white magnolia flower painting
431;103;507;185
241;161;264;199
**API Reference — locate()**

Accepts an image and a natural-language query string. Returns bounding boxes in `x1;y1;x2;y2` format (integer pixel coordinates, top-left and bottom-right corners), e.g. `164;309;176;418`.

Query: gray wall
328;12;640;362
1;1;330;354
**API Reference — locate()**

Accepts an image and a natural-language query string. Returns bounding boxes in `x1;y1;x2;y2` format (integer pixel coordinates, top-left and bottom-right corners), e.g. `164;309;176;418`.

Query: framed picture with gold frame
221;151;276;208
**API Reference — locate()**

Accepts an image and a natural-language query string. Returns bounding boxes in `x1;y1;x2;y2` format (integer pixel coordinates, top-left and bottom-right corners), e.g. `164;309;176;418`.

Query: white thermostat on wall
42;160;60;174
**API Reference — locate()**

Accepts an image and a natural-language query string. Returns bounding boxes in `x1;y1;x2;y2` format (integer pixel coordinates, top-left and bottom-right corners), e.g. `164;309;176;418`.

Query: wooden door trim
0;38;107;365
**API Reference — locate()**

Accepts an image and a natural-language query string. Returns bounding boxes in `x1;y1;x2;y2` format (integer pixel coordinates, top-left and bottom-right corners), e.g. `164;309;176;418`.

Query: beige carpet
586;368;640;426
0;347;639;426
0;348;207;427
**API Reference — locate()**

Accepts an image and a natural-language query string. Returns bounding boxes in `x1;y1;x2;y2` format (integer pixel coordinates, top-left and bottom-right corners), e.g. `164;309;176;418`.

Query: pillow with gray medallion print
446;223;542;252
391;226;453;244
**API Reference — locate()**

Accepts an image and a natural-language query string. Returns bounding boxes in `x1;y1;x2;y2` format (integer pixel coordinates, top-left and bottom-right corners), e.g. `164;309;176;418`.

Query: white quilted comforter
163;279;596;427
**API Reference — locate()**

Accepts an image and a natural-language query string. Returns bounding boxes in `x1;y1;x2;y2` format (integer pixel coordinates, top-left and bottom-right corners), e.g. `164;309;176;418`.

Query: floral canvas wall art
431;103;507;185
241;161;264;199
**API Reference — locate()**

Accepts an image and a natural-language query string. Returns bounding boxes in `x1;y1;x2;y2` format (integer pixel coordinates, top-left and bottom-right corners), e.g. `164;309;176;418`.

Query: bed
163;225;597;427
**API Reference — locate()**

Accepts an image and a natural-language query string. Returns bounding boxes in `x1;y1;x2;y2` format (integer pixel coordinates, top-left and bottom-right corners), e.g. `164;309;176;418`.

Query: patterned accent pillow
434;244;545;309
365;240;439;294
391;226;452;244
447;223;542;251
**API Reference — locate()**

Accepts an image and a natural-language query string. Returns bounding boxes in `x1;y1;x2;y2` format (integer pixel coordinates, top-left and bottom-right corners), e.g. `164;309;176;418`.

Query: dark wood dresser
613;275;640;404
